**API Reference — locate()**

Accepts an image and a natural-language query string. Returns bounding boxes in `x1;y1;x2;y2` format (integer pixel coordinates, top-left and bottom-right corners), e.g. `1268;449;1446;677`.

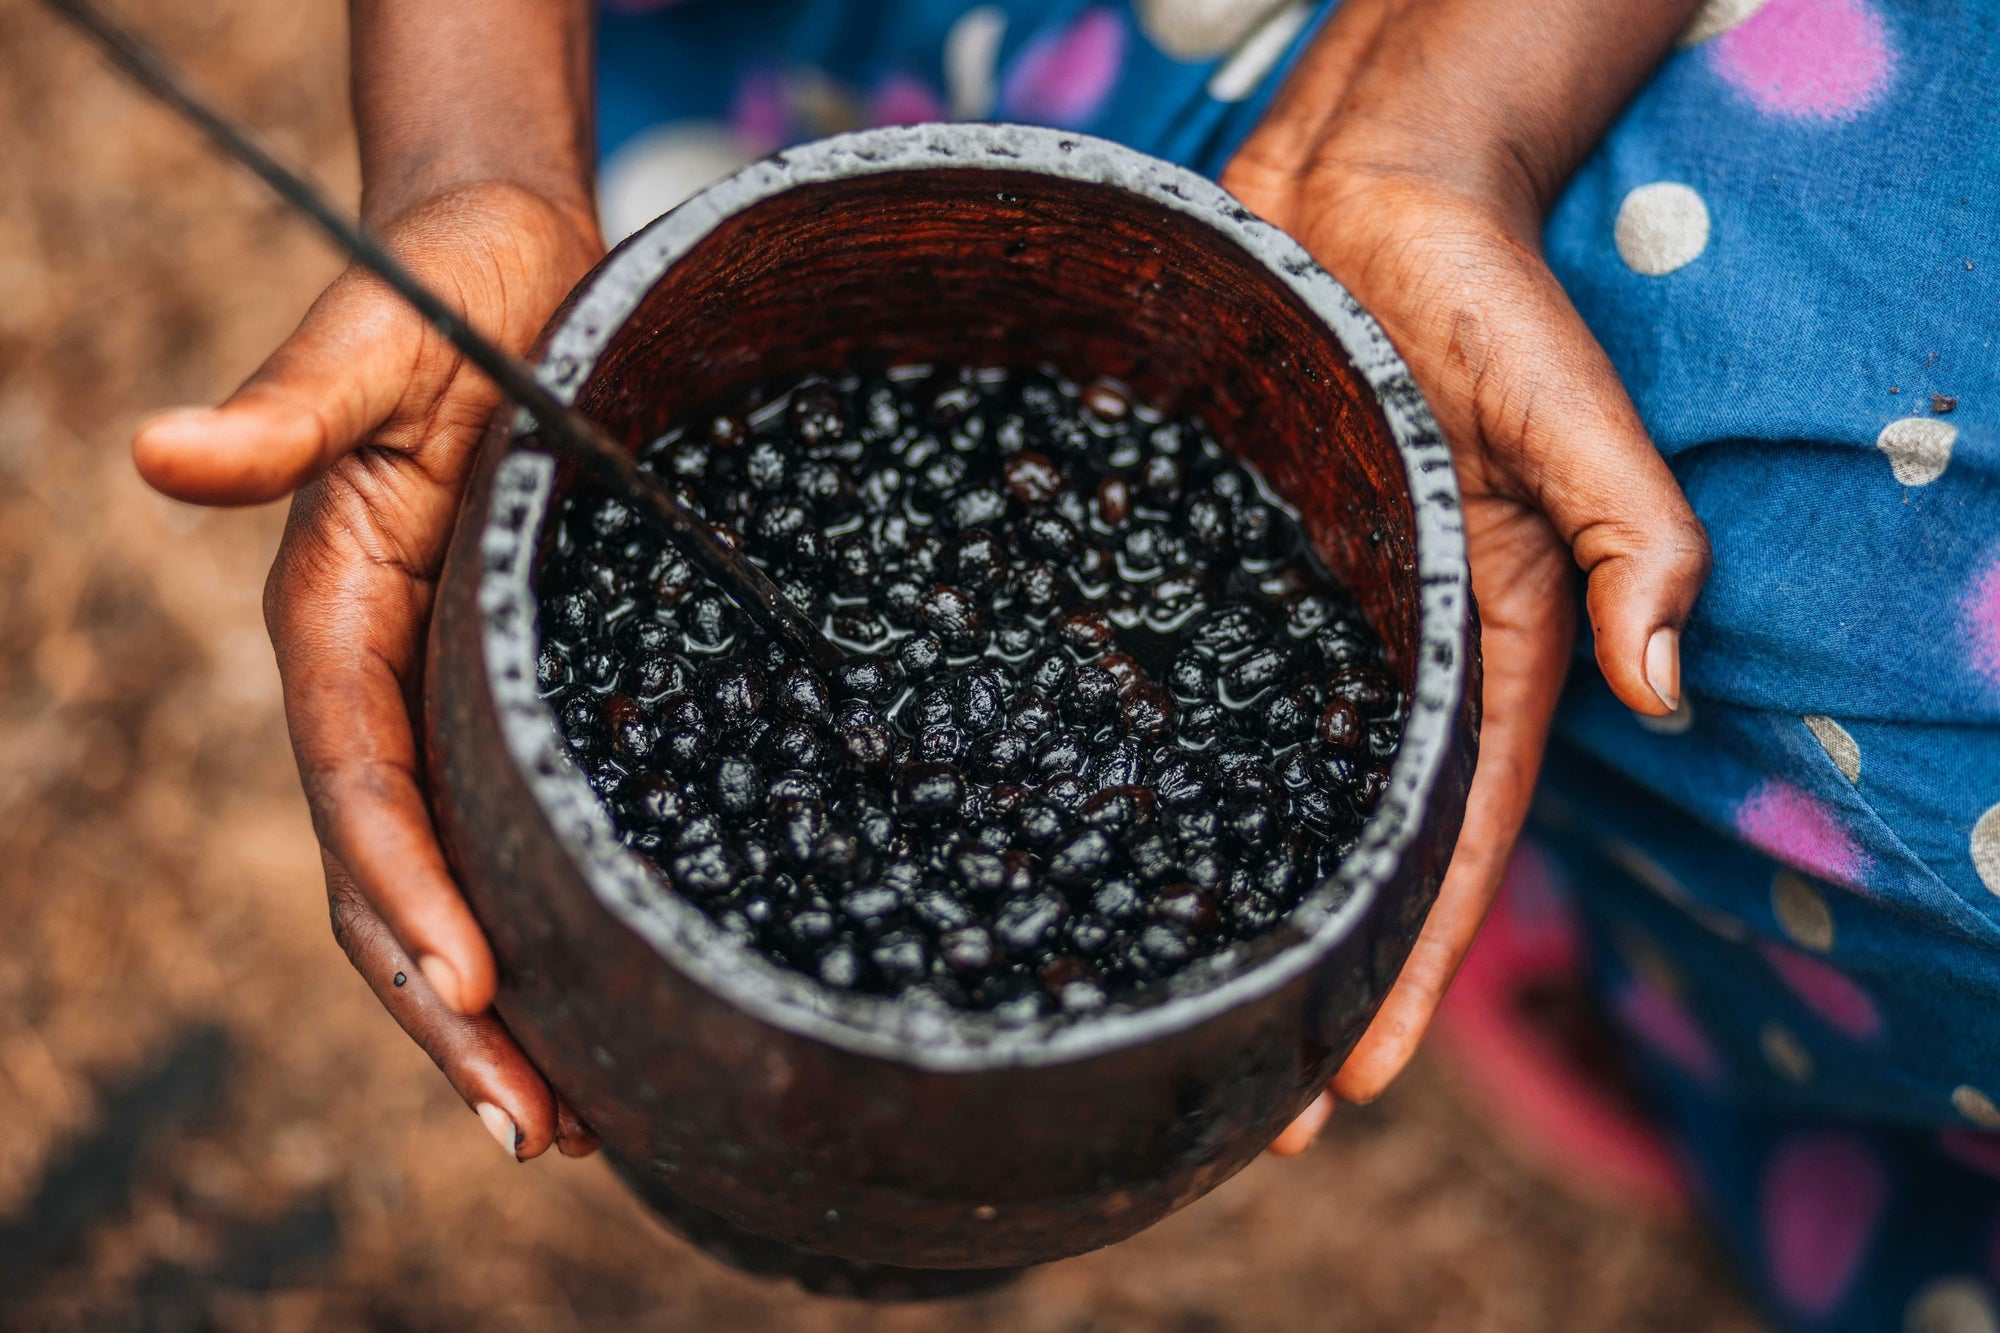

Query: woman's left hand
1225;0;1712;1151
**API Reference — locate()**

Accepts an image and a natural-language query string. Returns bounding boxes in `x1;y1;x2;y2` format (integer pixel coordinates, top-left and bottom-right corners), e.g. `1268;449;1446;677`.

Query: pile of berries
534;366;1404;1020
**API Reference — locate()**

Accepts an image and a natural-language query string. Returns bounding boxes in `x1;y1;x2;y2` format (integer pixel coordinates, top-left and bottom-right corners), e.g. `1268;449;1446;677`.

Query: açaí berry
534;365;1404;1022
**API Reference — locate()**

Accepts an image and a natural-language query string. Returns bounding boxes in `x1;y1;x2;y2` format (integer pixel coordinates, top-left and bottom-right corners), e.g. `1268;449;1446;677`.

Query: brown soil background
0;2;1764;1327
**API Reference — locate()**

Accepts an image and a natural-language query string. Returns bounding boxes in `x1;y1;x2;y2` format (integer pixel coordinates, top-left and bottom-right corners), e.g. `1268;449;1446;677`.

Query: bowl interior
567;167;1420;689
501;129;1467;1065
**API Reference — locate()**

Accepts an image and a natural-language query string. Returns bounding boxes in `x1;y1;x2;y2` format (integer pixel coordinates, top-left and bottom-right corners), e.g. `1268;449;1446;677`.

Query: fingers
267;518;497;1017
1474;272;1711;717
133;271;427;506
1266;1092;1334;1157
1333;512;1575;1103
324;853;589;1160
554;1098;603;1158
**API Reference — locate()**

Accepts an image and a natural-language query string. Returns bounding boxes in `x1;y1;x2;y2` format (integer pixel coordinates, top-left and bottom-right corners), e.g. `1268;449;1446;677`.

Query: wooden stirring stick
47;0;847;674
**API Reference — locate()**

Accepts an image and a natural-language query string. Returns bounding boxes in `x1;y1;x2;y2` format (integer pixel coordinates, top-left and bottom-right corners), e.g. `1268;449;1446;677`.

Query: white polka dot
1975;804;2000;898
598;123;757;246
1615;183;1711;276
1771;871;1835;952
1678;0;1775;46
1803;715;1862;783
1206;2;1312;103
1761;1022;1813;1083
1636;695;1696;735
1906;1277;2000;1333
944;6;1007;120
1605;838;1750;942
1952;1085;2000;1129
1878;417;1959;486
1136;0;1294;59
1614;927;1682;996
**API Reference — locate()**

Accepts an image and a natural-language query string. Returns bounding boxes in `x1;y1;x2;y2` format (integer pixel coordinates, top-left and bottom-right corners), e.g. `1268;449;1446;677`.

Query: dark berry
1022;511;1081;560
947;529;1008;592
952;669;1007;734
1319;699;1364;752
897;633;946;680
1004;451;1064;505
1033;727;1089;778
1234;502;1279;558
1138;454;1184;506
1045;829;1116;888
1015;800;1068;851
895;762;965;824
1187;606;1267;659
1096;475;1132;528
837;718;894;776
1224;794;1279;851
1023;647;1074;697
1329;664;1395;712
941;927;996;974
1007;690;1059;738
537;363;1401;1013
1154;884;1218;934
1119;685;1176;742
789;381;848;450
917;723;969;764
1166;650;1216;702
995;893;1068;956
1261;688;1317;745
969;730;1030;782
761;721;825;772
1221;644;1291;701
772;662;832;724
536;643;571;694
711;756;764;819
1063;666;1119;726
706;664;767;725
832;655;899;702
1016;562;1063;609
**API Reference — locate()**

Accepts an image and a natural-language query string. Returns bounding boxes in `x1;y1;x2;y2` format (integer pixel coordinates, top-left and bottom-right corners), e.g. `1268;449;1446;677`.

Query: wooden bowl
424;124;1478;1279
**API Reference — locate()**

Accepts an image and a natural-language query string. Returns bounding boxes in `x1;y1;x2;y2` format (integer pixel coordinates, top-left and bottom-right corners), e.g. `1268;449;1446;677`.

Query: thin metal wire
46;0;844;672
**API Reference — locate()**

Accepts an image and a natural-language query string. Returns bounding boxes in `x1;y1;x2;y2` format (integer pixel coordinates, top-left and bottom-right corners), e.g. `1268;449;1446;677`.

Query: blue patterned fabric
594;2;2000;1324
598;0;1319;182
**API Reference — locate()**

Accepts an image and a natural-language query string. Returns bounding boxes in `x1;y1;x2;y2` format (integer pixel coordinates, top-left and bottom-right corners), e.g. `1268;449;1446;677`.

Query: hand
1225;0;1710;1149
134;180;606;1159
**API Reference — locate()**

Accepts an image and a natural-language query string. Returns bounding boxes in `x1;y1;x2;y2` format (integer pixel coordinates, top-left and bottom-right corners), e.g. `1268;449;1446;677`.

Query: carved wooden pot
424;124;1478;1282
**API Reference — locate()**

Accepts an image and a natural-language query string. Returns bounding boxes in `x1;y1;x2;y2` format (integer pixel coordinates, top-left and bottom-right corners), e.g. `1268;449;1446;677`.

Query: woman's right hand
134;178;605;1160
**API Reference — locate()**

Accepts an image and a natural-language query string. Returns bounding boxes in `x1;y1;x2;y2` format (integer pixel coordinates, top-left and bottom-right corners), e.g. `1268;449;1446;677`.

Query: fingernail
417;953;465;1012
1645;627;1680;711
1269;1091;1334;1156
475;1102;519;1161
1298;1090;1334;1148
136;406;221;441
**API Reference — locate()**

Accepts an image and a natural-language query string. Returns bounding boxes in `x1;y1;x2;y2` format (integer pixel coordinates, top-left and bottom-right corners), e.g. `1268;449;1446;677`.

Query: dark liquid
534;366;1404;1020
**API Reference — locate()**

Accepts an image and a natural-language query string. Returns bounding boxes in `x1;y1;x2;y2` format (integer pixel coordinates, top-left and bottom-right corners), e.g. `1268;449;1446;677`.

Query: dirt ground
0;2;1766;1327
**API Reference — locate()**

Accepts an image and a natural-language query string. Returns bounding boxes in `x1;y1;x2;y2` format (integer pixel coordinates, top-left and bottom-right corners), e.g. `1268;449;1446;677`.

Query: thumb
1479;274;1711;716
133;270;428;506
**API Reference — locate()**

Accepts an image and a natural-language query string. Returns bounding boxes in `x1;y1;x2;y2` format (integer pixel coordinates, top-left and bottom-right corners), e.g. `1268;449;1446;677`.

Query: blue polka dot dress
594;0;2000;1324
1535;1;2000;1326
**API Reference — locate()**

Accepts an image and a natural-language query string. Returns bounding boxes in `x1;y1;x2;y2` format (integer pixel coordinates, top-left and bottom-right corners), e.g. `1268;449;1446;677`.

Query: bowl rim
473;123;1469;1071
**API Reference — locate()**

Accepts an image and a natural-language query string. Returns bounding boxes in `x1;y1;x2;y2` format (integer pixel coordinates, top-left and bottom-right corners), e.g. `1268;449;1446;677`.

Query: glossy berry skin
541;366;1404;1017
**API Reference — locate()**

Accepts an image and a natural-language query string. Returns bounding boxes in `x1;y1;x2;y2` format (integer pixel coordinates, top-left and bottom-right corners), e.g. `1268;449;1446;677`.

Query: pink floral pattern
1735;778;1870;887
999;8;1127;127
1709;0;1895;120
